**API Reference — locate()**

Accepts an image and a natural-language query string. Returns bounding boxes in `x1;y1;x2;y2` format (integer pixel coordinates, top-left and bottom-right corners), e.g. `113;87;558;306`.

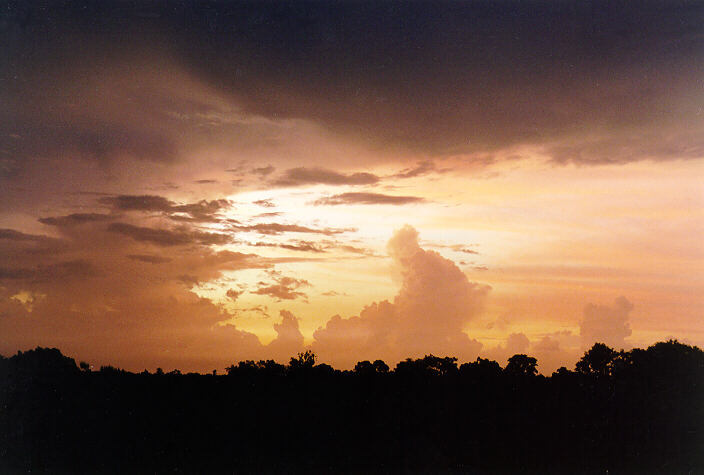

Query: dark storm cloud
1;0;701;170
155;0;703;160
314;192;425;206
107;223;232;247
272;167;380;187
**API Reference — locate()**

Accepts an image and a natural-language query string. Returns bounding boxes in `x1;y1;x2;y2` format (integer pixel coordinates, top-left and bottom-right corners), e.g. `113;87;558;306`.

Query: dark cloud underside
1;0;700;172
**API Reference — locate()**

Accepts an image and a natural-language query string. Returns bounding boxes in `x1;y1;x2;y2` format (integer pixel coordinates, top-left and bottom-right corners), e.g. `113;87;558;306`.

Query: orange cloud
310;225;489;367
580;296;634;349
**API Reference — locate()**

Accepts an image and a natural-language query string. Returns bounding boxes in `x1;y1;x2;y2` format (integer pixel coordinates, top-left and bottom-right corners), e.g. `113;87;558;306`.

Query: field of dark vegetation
1;340;702;473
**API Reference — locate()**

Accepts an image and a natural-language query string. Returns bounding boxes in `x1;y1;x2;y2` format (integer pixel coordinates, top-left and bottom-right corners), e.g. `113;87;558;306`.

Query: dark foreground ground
1;340;702;474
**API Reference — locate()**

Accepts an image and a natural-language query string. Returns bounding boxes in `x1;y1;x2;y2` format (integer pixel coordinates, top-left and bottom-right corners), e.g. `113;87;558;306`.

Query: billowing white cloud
310;225;489;368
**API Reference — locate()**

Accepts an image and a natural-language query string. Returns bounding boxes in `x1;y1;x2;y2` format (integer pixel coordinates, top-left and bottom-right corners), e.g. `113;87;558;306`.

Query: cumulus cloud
482;332;579;374
580;296;634;349
483;332;530;365
313;192;425;206
266;310;305;357
272;167;379;187
0;215;273;372
310;225;489;368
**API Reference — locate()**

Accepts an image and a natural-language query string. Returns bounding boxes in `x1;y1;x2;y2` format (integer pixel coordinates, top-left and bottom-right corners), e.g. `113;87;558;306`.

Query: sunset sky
1;1;702;373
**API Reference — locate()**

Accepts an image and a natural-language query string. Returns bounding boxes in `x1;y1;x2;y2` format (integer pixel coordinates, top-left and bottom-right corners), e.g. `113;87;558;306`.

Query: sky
0;0;702;373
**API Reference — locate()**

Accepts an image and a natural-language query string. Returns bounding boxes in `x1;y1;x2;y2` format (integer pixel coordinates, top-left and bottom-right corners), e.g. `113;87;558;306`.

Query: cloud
252;272;311;302
0;229;55;242
337;244;376;256
251;166;275;176
100;195;232;223
0;0;700;199
481;332;579;374
310;225;488;367
272;167;379;187
0;220;272;372
253;199;276;208
126;254;172;264
99;195;174;212
391;160;451;179
0;260;98;283
580;296;634;349
546;131;704;165
506;333;530;354
38;213;114;227
230;222;354;236
424;243;481;255
266;310;305;357
252;240;325;253
226;289;243;301
313;192;425;206
108;223;233;247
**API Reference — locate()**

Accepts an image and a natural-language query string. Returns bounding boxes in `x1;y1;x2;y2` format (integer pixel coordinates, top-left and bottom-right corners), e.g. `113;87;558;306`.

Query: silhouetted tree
289;350;316;370
576;343;617;377
373;359;389;373
505;354;538;377
355;359;389;375
5;347;79;378
460;357;503;380
395;355;458;376
1;340;702;473
551;366;572;377
354;360;374;374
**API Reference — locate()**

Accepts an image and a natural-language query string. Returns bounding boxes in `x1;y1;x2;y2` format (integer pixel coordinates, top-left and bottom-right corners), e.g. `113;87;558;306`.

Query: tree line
1;340;702;473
